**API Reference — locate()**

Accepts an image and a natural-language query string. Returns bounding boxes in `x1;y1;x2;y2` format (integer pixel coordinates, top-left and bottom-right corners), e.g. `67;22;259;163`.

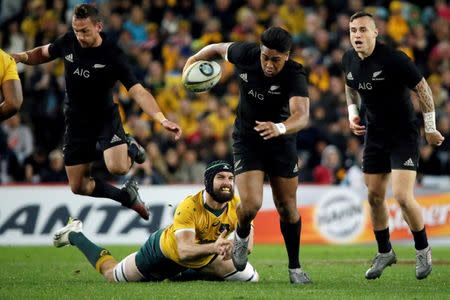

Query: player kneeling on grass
53;160;259;282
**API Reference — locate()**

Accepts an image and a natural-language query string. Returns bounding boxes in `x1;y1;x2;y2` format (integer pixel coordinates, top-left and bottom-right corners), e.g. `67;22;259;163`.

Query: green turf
1;244;449;299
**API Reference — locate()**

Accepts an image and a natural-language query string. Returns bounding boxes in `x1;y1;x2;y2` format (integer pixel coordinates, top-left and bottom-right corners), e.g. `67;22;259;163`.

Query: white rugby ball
182;60;222;93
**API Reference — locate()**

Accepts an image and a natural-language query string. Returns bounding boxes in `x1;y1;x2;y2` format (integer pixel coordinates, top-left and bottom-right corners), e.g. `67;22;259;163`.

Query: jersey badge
93;64;106;69
372;70;384;81
268;85;281;95
239;73;248;82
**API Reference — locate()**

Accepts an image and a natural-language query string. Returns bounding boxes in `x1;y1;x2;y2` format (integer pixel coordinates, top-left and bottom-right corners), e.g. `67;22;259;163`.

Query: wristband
154;112;168;124
275;123;287;135
348;104;359;121
423;112;436;133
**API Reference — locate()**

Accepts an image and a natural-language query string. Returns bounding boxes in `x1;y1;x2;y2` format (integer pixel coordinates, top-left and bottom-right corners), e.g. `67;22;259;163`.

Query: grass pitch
1;244;449;299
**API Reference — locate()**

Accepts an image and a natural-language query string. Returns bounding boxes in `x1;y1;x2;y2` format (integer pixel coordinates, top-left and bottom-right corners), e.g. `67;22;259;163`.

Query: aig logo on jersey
358;82;372;90
248;89;264;101
73;67;90;78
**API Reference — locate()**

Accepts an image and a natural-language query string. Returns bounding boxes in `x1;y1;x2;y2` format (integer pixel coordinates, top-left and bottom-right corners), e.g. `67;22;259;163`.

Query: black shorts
232;133;299;178
362;126;419;173
63;106;127;166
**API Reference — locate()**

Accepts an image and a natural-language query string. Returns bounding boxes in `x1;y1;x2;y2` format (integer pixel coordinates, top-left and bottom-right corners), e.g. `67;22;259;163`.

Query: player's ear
285;51;290;61
96;21;103;32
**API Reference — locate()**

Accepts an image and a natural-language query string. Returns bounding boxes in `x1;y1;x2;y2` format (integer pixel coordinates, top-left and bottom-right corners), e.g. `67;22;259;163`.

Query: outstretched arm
254;96;309;140
12;45;52;65
176;230;232;262
412;78;444;146
345;84;366;136
183;43;232;73
128;83;182;140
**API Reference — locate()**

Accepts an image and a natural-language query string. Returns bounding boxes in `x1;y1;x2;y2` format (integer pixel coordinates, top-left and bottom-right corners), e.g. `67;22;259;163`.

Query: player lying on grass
53;160;259;282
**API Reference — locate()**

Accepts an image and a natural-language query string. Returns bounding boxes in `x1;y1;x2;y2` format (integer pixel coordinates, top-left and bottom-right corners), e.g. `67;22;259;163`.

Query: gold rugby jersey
0;49;19;84
160;190;239;268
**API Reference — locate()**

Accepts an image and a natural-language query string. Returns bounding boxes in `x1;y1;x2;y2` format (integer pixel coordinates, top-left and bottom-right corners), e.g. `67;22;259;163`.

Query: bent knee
367;190;385;206
107;163;129;175
70;183;88;195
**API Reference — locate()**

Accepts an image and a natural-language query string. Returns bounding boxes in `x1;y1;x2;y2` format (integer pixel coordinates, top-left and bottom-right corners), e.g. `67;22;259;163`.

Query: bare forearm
413;78;435;113
130;84;166;123
178;243;216;262
283;97;309;134
345;84;360;107
284;111;309;134
15;46;51;65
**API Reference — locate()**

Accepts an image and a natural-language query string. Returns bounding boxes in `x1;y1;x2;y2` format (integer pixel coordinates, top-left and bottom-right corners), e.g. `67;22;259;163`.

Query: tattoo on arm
345;85;361;107
413;78;435;113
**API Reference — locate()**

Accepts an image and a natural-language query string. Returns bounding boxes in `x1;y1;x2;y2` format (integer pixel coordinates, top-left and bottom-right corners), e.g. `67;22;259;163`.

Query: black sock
68;232;111;269
280;219;301;269
91;178;131;206
374;228;392;253
412;227;429;250
236;223;251;239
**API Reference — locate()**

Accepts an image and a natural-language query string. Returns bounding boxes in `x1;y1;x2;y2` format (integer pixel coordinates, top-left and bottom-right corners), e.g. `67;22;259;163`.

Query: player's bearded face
349;17;378;56
211;173;234;203
260;46;289;77
72;17;102;48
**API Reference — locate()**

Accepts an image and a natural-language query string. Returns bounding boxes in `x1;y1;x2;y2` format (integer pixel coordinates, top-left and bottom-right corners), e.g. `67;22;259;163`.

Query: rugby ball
182;60;222;93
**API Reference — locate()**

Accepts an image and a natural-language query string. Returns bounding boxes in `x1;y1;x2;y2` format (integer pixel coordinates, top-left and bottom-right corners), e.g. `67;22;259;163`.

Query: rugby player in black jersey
342;11;444;280
184;27;311;284
13;4;182;220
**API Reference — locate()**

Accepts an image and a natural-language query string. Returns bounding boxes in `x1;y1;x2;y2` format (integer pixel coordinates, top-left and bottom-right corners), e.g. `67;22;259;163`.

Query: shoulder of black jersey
376;42;411;62
285;60;306;75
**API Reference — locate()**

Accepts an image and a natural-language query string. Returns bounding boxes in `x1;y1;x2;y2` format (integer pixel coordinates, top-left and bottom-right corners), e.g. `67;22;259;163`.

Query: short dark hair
350;11;374;22
74;4;101;22
261;27;292;53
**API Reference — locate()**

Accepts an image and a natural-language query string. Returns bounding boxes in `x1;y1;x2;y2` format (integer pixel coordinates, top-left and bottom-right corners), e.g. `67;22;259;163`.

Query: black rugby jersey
342;42;422;130
48;32;138;116
227;42;308;139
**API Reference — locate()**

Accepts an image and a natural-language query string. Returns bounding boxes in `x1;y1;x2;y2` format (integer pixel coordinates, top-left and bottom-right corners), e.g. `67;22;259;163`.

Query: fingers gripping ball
182;60;222;93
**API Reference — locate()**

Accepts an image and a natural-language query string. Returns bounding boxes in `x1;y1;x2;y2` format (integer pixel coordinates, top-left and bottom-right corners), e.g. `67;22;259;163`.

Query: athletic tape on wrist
275;123;286;135
423;112;436;133
348;104;359;121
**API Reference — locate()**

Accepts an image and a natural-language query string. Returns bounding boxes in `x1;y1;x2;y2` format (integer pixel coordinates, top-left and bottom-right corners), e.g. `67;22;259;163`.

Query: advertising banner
1;185;449;245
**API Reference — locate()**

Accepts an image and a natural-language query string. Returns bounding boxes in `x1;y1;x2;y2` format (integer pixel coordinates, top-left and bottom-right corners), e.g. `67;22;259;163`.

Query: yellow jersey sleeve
172;196;197;231
0;49;20;84
160;191;241;269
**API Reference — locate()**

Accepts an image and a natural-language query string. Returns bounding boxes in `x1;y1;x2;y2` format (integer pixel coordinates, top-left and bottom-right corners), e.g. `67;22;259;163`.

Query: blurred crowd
0;0;449;186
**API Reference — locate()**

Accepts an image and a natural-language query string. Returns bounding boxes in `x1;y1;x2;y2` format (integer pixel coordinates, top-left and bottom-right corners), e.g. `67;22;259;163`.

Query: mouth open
220;187;231;192
355;41;363;45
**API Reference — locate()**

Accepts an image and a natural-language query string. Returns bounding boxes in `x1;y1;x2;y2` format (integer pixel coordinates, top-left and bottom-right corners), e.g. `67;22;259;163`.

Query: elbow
11;97;23;112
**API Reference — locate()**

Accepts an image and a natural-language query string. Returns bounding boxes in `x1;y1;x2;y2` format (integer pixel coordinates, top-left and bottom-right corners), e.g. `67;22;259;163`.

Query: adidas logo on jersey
65;54;73;63
347;72;354;80
239;73;248;82
110;134;122;144
403;158;415;167
293;164;299;173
